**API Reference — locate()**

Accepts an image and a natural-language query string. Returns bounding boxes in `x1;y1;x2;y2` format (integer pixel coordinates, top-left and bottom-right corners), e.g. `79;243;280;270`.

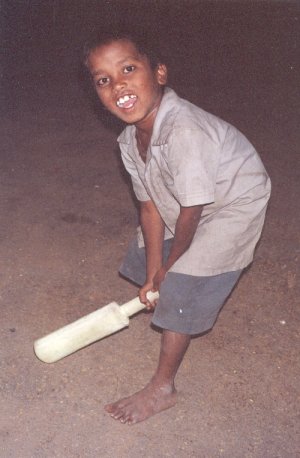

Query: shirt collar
117;87;180;146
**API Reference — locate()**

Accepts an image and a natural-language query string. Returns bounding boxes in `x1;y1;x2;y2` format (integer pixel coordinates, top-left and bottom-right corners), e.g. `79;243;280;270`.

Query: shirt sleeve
166;127;220;206
120;147;150;202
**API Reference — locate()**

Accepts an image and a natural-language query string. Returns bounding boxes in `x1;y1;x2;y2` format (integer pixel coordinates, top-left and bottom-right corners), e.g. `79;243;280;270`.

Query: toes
105;403;130;422
120;412;133;424
104;401;134;424
104;399;127;413
126;417;137;426
111;410;125;420
111;409;133;424
104;386;176;425
104;403;114;413
104;403;121;418
120;416;129;424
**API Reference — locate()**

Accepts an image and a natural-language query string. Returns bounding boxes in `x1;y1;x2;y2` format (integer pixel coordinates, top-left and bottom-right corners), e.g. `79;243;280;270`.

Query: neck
135;89;164;138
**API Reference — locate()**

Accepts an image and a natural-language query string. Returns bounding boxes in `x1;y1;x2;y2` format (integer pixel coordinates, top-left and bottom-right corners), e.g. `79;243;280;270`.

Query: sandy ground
1;1;299;457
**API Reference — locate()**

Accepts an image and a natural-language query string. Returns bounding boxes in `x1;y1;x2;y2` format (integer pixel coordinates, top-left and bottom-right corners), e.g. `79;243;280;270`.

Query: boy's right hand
139;282;158;311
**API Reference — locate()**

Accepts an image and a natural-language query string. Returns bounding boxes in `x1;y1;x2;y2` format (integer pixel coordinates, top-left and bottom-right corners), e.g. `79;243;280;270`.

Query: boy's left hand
139;282;157;311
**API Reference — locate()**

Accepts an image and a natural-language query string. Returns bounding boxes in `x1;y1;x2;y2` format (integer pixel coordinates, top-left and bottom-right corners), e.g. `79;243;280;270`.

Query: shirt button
179;308;183;314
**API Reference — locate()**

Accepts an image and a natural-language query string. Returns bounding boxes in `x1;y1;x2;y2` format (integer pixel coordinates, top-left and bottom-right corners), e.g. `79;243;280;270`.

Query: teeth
117;94;136;108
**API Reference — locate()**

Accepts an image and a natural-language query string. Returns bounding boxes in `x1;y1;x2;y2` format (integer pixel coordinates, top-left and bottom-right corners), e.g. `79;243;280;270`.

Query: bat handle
120;291;159;317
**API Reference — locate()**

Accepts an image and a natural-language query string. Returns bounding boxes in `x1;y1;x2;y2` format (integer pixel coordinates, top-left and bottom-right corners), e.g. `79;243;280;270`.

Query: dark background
2;1;298;125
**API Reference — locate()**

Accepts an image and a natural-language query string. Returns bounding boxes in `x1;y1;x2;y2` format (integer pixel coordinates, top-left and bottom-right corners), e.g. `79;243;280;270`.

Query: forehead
88;39;147;73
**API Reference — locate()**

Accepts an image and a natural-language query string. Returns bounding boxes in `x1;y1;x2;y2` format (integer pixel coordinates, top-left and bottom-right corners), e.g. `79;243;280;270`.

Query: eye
124;65;135;74
96;76;110;87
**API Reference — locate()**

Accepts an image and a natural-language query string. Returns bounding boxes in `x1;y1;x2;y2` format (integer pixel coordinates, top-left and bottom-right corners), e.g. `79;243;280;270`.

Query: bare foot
105;381;177;425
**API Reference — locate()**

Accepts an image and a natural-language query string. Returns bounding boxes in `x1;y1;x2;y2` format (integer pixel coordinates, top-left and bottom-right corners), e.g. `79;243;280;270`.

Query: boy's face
87;39;167;131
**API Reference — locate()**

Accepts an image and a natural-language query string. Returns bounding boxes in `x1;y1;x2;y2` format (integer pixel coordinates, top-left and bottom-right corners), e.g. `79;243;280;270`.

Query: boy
85;34;271;425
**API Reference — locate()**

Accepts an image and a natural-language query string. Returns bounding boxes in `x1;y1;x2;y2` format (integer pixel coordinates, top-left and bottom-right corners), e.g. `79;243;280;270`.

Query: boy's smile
87;39;167;134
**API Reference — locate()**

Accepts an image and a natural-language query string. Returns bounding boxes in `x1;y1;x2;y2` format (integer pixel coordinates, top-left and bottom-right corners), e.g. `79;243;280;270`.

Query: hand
139;282;158;311
152;266;167;292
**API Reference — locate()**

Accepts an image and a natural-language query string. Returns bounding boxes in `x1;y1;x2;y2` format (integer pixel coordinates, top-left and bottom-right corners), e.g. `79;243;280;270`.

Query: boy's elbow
140;200;158;215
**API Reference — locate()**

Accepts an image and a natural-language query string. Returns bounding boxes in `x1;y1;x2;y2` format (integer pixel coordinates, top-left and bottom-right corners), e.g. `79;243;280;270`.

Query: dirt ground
1;1;299;457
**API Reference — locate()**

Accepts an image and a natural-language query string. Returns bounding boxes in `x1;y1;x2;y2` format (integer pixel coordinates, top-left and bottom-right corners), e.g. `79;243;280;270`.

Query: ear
156;64;168;85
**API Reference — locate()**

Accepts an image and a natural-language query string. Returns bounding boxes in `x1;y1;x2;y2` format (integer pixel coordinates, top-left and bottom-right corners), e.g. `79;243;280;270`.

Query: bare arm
152;204;203;291
139;200;165;306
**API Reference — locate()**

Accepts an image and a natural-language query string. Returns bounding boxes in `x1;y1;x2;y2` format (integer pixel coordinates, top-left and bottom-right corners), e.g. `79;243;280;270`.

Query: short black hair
83;29;164;70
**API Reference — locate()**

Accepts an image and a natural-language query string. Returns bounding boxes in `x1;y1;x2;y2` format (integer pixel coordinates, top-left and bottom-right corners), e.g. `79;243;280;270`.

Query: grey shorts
119;237;242;335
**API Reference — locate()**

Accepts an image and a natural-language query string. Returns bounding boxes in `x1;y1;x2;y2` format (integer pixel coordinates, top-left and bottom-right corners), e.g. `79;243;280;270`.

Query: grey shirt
118;88;271;276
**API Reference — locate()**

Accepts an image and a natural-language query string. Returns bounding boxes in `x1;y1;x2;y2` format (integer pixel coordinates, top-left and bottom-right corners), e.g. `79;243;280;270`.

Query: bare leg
105;330;191;425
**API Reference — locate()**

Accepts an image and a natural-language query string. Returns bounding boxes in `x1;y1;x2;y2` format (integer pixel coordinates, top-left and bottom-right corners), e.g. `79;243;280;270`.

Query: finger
139;291;148;305
143;297;153;310
140;296;153;311
145;301;154;311
147;298;158;310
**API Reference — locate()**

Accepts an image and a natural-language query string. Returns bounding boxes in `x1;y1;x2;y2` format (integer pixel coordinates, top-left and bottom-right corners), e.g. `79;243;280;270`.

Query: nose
112;77;126;94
